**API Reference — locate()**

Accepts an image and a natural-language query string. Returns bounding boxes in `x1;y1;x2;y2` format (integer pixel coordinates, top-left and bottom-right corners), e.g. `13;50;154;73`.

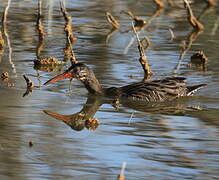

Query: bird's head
44;63;90;85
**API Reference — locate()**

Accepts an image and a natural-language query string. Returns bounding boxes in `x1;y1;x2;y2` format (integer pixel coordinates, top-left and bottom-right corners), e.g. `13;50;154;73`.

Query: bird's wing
120;77;187;102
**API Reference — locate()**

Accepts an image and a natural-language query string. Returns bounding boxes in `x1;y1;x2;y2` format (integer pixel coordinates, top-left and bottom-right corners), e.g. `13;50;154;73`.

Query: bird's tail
186;84;207;96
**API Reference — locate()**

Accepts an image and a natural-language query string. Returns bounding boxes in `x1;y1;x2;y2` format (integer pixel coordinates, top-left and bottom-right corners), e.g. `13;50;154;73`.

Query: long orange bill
44;72;73;85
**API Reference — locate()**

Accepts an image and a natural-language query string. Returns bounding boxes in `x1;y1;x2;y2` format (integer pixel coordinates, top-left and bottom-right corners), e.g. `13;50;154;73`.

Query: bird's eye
80;70;86;76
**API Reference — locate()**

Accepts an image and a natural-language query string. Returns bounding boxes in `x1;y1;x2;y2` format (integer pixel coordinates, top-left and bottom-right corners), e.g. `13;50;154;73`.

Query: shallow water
0;0;219;179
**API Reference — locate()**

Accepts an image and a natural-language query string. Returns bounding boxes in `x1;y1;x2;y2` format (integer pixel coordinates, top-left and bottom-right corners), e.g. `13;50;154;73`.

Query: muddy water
0;0;219;179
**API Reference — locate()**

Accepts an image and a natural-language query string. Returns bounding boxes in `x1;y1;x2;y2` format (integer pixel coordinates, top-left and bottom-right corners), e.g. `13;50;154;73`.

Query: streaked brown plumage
44;63;206;102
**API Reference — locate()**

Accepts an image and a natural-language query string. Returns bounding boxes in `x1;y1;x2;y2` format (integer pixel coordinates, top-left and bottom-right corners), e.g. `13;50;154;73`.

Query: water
0;0;219;179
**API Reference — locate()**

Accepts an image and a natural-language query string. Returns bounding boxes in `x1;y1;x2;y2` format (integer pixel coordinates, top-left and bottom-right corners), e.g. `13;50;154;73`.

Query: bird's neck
82;71;104;95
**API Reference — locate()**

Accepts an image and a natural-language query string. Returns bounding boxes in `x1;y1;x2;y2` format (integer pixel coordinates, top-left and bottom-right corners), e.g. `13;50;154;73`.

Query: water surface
0;0;219;179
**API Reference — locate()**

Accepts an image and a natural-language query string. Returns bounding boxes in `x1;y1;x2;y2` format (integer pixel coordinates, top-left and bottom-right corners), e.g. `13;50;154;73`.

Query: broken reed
183;0;204;31
132;22;153;78
60;2;77;44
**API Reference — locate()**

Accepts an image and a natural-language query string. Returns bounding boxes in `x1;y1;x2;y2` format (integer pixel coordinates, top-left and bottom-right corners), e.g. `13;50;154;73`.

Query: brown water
0;0;219;179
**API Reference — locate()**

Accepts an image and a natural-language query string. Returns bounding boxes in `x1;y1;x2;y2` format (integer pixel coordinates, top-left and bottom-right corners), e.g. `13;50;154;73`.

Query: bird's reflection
44;95;203;132
44;96;103;131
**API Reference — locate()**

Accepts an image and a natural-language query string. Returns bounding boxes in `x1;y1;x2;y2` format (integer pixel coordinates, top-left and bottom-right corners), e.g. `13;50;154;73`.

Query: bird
44;63;206;102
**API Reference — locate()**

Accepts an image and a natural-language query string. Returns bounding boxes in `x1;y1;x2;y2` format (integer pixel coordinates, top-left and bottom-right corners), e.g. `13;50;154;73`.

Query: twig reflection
2;0;16;75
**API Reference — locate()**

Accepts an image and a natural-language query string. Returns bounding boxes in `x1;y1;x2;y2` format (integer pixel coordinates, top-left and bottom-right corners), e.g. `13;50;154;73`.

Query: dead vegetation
34;0;66;70
36;0;45;58
23;75;34;97
191;50;208;64
0;1;214;178
60;2;78;65
34;57;65;66
132;22;153;80
106;12;121;29
1;71;9;79
117;162;126;180
121;11;147;28
173;0;209;73
153;0;165;9
183;0;204;31
60;1;77;44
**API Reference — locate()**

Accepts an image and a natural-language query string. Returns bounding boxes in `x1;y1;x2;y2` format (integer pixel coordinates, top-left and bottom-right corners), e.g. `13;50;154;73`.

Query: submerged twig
153;0;165;9
121;11;146;27
106;12;120;29
23;75;34;97
168;28;175;41
117;162;126;180
128;110;136;124
183;0;204;31
132;22;153;79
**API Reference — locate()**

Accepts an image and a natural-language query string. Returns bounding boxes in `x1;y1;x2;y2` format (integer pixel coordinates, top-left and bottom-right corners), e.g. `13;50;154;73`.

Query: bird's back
118;77;205;102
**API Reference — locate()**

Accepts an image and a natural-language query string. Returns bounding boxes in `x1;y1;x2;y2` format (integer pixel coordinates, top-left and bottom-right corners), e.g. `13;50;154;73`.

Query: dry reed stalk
132;22;153;78
68;36;78;65
153;0;165;9
60;1;78;64
60;1;77;44
183;0;204;31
